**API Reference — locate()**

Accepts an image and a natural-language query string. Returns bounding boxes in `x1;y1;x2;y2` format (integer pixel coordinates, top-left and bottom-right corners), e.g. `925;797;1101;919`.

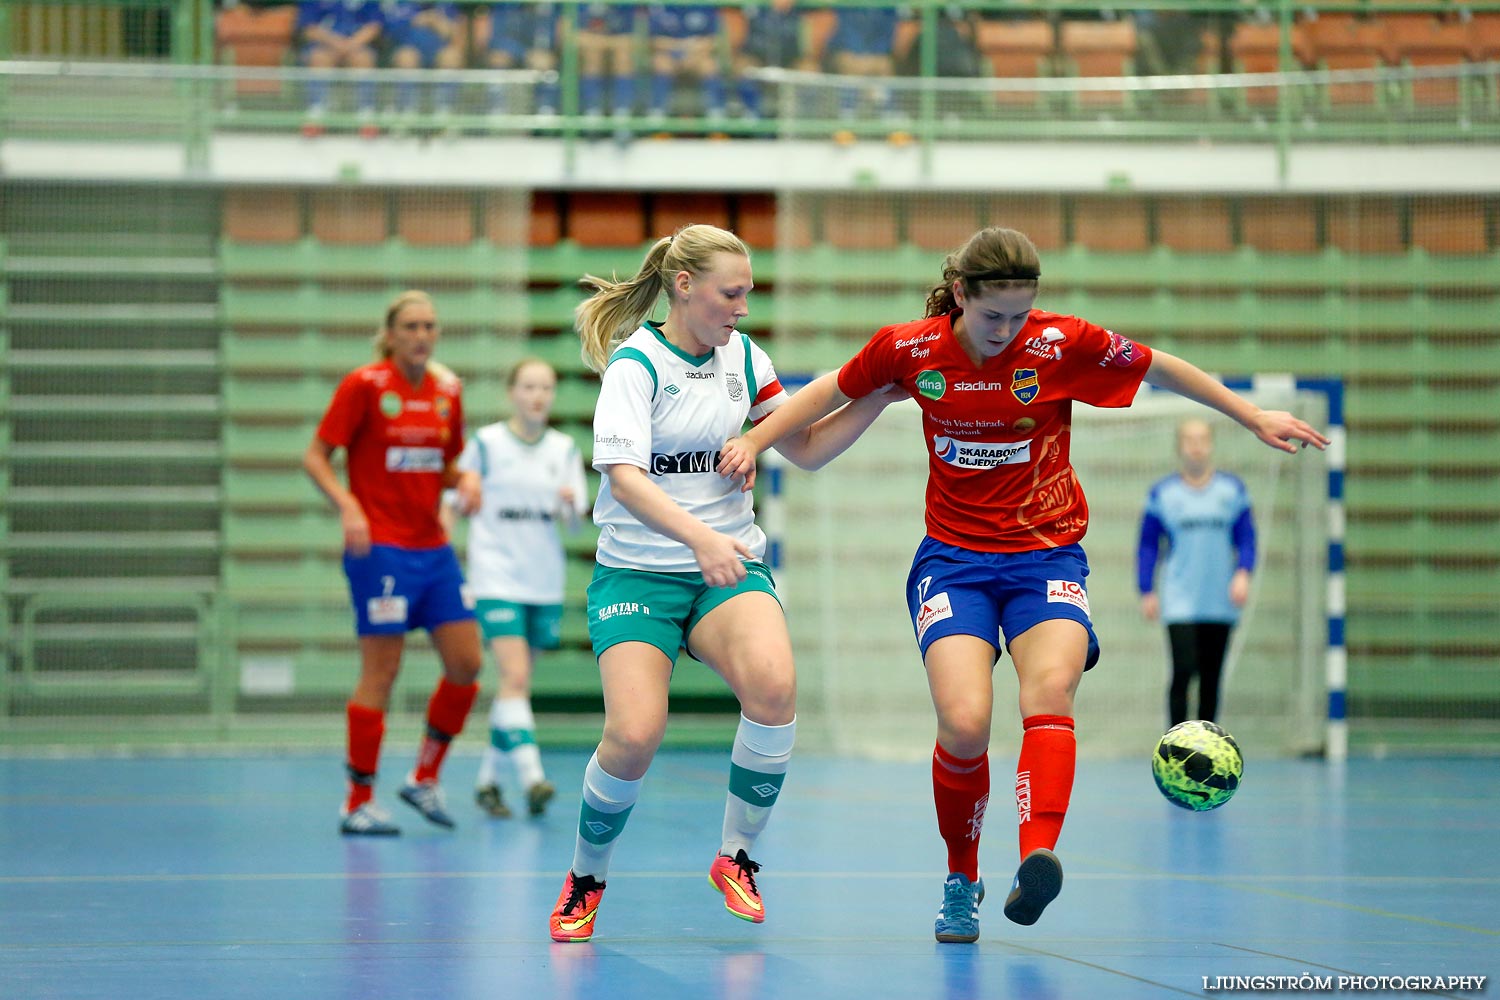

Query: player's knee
601;719;666;767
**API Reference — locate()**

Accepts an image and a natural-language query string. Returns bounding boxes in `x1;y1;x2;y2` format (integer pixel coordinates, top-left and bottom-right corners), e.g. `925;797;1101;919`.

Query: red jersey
838;309;1152;552
316;359;465;549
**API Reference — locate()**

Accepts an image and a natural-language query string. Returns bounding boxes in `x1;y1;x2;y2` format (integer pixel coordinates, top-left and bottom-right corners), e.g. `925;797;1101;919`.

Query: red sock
413;678;478;783
1016;714;1076;859
346;702;385;812
932;741;990;881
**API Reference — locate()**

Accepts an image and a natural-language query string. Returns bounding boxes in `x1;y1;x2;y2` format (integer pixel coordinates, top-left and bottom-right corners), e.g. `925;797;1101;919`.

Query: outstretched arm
1144;351;1330;453
764;384;907;473
716;371;853;488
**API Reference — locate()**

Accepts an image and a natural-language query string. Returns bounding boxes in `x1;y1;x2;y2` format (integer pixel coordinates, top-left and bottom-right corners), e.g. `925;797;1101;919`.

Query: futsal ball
1151;720;1243;811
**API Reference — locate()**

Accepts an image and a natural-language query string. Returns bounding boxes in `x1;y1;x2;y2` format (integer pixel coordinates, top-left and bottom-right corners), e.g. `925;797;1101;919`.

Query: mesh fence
0;59;1497;753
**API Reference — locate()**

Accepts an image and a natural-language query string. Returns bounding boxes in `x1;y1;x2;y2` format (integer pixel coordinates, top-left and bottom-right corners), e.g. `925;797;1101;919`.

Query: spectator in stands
646;4;727;122
298;0;384;137
383;2;466;121
303;290;484;837
731;0;816;121
442;358;588;820
1134;9;1210;76
897;4;984;79
717;225;1325;943
575;2;641;120
823;5;910;140
546;224;903;943
1137;418;1257;726
486;2;562;118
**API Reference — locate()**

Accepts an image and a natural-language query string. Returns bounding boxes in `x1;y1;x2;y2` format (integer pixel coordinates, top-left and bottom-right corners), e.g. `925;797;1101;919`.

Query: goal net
778;380;1329;761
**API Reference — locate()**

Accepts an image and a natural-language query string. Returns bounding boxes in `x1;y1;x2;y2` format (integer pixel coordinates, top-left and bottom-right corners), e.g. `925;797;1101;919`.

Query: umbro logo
664;384;681;395
583;820;613;837
750;783;779;799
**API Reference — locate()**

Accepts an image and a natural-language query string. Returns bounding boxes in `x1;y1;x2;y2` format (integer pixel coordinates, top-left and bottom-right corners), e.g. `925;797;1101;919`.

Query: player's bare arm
303;436;372;556
604;464;752;588
1144;350;1330;454
770;383;907;473
718;371;852;488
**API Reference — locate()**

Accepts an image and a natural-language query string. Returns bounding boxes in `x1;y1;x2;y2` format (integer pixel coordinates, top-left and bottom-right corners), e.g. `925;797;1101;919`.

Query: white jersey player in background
445;358;588;819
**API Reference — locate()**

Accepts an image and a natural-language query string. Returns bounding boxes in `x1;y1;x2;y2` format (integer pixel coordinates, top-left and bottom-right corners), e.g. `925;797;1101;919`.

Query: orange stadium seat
1071;195;1149;253
224;189;302;244
1157;197;1234;253
1228;21;1313;107
1325;196;1404;255
1410;197;1489;255
398;192;475;246
216;4;297;96
984;196;1065;251
976;19;1054;107
653;192;731;234
311;190;389;245
734;193;780;250
821;195;900;251
1383;15;1477;106
1239;196;1319;253
905;195;987;252
1305;14;1389;106
1058;20;1138;108
566;192;648;248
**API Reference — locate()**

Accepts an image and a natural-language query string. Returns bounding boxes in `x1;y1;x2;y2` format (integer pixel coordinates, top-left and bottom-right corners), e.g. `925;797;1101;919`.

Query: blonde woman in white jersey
548;223;904;943
449;358;589;820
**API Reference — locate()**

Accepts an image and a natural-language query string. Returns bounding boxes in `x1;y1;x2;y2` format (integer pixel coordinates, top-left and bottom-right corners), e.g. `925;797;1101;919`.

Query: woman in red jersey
718;227;1328;942
303;290;485;836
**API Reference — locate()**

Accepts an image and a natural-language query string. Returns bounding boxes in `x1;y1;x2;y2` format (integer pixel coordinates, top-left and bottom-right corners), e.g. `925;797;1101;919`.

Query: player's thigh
430;618;483;684
1008;619;1088;719
923;633;998;753
686;590;794;724
596;641;675;778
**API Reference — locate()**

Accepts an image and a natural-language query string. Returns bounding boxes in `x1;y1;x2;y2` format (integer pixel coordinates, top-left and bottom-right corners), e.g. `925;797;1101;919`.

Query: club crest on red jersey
1011;369;1040;405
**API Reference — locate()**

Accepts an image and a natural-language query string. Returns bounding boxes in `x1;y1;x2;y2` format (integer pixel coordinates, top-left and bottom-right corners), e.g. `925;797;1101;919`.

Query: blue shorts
343;544;476;637
828;10;900;56
576;4;636;36
391;27;447;65
904;537;1100;669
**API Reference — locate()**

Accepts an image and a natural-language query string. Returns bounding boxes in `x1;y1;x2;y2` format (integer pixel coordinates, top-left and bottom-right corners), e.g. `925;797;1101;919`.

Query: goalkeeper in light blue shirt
1137;418;1257;727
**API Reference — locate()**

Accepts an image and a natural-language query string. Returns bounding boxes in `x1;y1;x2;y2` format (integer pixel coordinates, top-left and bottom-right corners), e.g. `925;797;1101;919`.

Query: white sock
721;714;796;859
493;697;545;788
571;751;642;880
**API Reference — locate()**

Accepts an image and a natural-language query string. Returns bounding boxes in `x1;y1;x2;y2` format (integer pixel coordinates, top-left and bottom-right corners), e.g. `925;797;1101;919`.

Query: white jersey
458;421;589;603
591;322;788;572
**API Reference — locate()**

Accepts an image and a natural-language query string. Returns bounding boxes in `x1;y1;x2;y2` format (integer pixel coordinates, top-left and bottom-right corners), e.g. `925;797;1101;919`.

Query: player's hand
454;471;482;517
1229;569;1251;608
870;382;909;405
691;531;753;588
1140;593;1159;623
1249;410;1330;454
717;436;760;494
341;506;372;558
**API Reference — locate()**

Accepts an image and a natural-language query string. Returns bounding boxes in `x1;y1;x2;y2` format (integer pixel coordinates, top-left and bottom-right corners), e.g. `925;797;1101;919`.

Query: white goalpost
773;376;1335;763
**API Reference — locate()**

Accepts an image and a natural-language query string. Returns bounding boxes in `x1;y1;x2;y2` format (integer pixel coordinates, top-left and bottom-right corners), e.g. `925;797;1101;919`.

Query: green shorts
474;598;564;650
586;561;781;663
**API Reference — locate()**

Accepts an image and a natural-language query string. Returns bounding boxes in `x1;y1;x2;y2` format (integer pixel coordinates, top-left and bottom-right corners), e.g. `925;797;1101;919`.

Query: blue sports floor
1;750;1495;1000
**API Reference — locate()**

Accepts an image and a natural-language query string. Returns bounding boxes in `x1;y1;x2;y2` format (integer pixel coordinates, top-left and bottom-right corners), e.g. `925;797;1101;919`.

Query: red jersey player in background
303;290;485;836
718;227;1328;942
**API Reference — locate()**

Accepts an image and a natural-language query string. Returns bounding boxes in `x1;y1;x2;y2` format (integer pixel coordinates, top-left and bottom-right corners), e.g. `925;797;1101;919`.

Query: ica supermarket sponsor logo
915;370;946;400
1045;579;1090;615
932;436;1033;469
915;589;953;643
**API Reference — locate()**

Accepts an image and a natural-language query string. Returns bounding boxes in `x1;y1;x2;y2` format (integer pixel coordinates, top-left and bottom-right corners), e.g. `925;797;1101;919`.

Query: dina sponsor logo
915;370;946;400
